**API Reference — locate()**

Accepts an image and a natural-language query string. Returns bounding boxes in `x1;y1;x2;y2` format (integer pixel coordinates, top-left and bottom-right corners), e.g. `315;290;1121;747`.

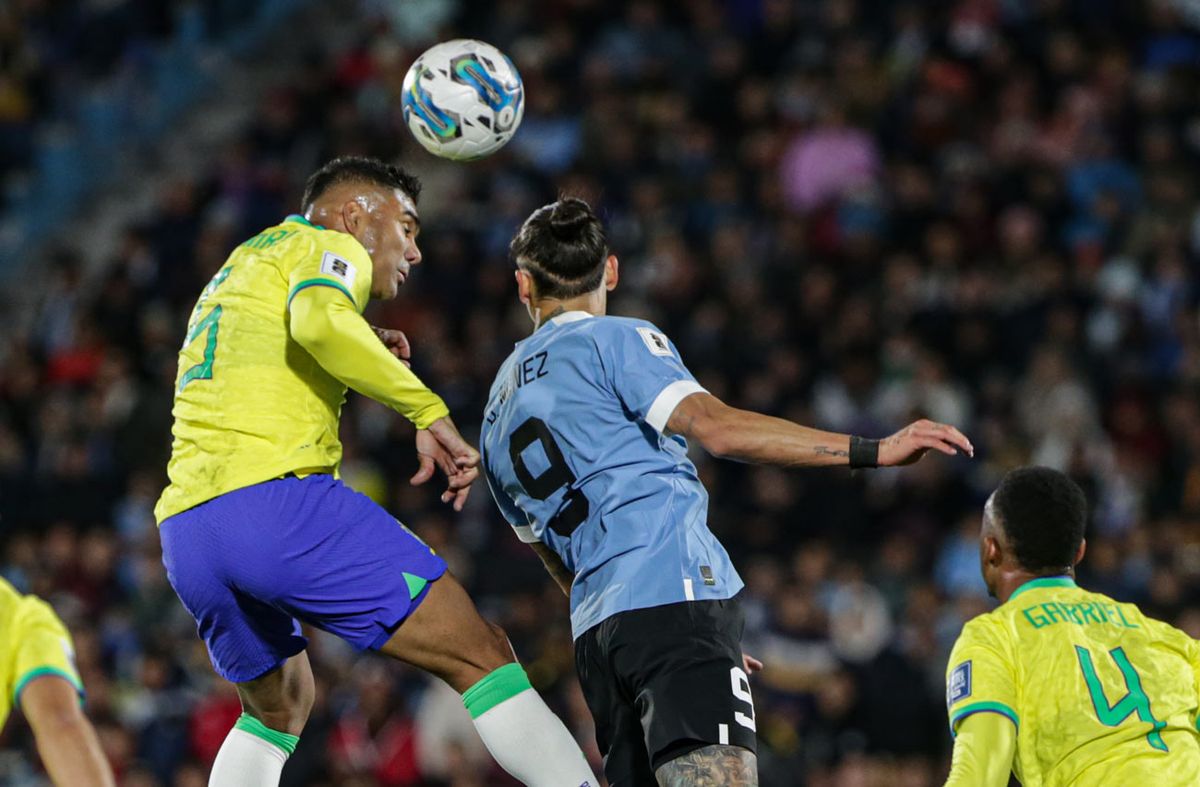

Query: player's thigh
609;597;758;774
234;650;315;736
654;745;757;787
376;570;512;693
575;625;658;787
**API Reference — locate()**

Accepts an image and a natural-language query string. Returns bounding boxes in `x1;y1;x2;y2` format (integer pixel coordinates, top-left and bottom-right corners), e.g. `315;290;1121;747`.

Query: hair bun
548;198;593;241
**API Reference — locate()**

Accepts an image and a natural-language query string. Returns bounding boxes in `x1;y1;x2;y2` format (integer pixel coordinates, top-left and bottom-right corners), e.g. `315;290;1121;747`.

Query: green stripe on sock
461;663;532;719
234;713;299;756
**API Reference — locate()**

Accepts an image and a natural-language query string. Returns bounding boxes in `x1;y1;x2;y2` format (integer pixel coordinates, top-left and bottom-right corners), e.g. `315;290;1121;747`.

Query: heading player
479;198;974;786
944;466;1200;785
156;158;596;787
0;577;114;786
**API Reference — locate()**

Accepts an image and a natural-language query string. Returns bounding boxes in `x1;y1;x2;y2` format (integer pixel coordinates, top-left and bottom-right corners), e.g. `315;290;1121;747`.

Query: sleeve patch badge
948;660;972;707
320;250;357;288
636;327;674;357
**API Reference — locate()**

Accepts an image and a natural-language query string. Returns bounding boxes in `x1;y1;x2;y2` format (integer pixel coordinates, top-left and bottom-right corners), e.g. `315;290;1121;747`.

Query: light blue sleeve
596;320;706;433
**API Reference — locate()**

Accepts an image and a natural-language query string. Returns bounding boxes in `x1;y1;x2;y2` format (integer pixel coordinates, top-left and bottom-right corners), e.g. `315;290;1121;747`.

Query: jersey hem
570;580;745;640
949;701;1019;737
155;465;336;523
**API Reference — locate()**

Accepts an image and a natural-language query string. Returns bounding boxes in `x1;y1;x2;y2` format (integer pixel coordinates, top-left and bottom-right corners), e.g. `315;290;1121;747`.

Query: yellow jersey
0;577;83;729
155;215;446;522
946;576;1200;786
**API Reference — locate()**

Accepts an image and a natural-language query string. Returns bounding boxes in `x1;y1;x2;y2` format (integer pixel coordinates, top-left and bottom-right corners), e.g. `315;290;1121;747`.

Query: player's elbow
690;412;737;459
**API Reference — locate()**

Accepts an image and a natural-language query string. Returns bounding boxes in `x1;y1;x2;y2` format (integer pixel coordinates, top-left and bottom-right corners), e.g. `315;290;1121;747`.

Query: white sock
464;664;598;787
208;714;296;787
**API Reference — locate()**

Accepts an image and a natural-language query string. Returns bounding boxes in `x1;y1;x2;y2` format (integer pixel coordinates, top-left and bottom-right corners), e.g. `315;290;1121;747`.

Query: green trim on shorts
461;663;532;719
402;572;428;600
235;712;300;756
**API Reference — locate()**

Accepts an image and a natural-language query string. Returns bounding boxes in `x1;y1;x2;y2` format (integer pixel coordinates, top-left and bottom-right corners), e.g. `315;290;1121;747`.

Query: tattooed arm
665;392;973;468
655;744;757;787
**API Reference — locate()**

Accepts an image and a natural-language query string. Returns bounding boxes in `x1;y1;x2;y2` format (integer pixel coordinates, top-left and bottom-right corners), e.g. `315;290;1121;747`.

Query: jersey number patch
507;417;590;537
1075;645;1168;752
180;266;232;391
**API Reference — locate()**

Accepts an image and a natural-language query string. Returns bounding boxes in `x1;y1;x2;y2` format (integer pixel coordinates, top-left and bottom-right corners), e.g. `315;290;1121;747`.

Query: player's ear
1074;538;1086;567
515;269;533;306
342;199;364;235
983;535;1002;567
604;255;619;291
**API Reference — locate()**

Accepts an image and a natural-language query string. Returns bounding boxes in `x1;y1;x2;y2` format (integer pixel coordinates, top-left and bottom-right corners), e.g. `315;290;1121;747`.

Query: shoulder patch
320;250;358;288
636;326;673;357
948;660;972;707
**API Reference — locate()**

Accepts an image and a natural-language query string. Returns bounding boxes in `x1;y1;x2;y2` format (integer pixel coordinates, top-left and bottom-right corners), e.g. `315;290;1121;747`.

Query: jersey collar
546;310;594;328
1009;575;1076;602
285;214;325;230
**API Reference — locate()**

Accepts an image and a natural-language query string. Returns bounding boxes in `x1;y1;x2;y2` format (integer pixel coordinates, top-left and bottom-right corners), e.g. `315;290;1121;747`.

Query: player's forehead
383;187;419;224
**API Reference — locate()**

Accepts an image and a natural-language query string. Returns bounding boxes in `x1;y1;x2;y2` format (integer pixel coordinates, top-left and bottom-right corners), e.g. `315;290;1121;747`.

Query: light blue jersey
481;311;744;639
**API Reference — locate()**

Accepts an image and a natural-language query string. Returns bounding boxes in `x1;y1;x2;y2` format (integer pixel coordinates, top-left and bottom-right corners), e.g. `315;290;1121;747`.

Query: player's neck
531;295;605;331
996;567;1076;603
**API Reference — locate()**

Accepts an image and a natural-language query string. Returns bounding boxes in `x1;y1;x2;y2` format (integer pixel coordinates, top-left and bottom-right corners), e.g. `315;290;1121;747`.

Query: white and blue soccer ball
401;39;525;161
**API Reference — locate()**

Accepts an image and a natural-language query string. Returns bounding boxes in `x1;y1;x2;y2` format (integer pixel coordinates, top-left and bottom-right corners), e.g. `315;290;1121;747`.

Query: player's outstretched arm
21;675;115;787
665;392;973;468
943;712;1015;787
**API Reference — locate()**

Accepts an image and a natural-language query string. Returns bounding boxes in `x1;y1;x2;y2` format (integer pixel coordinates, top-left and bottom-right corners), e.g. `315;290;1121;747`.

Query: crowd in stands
1;0;1199;784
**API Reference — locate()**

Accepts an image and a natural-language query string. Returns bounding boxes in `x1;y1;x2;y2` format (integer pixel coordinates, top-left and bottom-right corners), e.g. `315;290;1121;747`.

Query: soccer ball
401;39;525;161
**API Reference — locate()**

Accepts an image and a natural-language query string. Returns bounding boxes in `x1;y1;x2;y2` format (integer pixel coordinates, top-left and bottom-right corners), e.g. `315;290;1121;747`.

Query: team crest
320;251;357;287
948;660;972;706
636;327;673;357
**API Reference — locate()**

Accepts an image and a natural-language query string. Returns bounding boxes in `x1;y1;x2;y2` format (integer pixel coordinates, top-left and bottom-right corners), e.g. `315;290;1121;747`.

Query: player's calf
655;745;758;787
208;653;315;787
381;573;598;786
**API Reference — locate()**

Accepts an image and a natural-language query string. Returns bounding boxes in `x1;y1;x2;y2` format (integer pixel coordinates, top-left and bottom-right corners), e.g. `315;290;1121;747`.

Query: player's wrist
849;436;879;469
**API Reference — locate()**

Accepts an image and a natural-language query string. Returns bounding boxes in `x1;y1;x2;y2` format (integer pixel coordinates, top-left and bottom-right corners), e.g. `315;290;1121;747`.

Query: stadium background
2;0;1200;784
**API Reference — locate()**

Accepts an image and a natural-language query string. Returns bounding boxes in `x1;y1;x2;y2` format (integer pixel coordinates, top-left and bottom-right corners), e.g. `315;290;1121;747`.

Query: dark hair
301;156;422;212
993;466;1087;573
509;197;607;299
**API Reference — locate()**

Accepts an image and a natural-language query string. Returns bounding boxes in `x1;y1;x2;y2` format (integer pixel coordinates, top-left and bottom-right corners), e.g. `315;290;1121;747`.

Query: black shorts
574;595;758;786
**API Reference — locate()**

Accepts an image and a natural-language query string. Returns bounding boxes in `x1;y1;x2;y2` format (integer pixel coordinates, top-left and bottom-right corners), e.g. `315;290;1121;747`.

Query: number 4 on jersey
1076;645;1168;752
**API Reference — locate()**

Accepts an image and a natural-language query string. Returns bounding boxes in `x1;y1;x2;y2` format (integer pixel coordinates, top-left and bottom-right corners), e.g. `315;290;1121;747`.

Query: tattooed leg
654;744;758;787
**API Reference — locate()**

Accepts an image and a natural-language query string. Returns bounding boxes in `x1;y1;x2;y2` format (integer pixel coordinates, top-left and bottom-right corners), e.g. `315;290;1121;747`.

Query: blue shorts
160;474;447;683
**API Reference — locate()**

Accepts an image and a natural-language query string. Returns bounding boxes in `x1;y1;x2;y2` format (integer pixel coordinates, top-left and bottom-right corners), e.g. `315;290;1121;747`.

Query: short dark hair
509;197;607;299
301;156;421;212
993;466;1087;573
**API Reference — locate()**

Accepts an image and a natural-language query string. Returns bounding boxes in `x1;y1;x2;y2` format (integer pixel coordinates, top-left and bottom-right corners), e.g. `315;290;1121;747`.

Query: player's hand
878;419;974;467
373;327;411;368
412;416;480;511
742;653;763;674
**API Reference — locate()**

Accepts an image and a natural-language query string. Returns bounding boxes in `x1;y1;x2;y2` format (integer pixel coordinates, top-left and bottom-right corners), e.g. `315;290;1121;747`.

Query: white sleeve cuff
645;380;707;433
512;522;539;543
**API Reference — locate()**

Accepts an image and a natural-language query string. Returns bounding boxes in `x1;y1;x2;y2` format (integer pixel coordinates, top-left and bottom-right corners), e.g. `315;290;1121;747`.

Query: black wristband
849;436;879;469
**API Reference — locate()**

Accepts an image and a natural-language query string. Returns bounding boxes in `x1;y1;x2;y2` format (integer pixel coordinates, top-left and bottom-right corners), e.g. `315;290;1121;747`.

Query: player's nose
406;241;422;266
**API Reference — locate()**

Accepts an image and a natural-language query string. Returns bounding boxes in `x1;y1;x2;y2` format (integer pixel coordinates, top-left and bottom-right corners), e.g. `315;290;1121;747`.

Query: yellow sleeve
288;285;449;429
946;618;1019;737
944;712;1016;787
12;597;83;706
284;230;373;314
